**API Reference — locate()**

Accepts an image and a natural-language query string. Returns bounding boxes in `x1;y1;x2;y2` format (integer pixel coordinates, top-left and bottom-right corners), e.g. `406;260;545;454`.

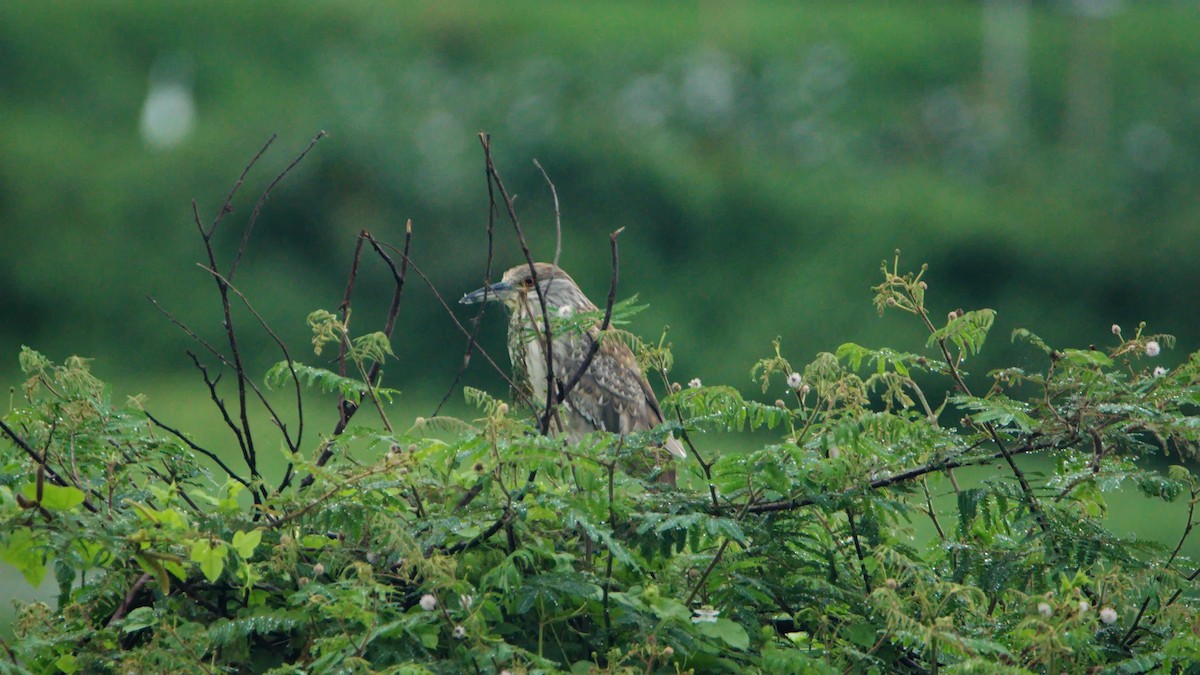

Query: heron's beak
459;280;513;305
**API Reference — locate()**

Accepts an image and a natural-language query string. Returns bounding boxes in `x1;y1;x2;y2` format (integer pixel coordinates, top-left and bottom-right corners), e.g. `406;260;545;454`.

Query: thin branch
434;179;497;418
196;264;301;453
202;135;275;239
743;436;1068;515
380;242;534;410
186;352;248;464
105;573;154;628
144;411;250;488
0;418;99;513
532;158;562;272
334;233;367;434
228;131;327;281
149;297;295;453
479;133;558;435
557;228;624;404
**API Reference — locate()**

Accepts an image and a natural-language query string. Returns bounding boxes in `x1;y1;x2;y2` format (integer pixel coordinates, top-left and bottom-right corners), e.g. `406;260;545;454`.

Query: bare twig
557;228;623;405
196;265;303;452
382;242;533;410
533;158;562;272
105;573;154;628
227;131;327;281
479;134;558;435
434;154;501;418
144;411;250;488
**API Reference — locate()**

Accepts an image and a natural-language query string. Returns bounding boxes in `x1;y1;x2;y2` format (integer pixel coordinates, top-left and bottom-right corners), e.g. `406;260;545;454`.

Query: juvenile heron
460;263;687;467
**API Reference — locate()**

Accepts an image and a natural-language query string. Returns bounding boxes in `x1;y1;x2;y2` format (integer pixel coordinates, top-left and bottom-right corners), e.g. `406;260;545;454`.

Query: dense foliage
3;245;1200;672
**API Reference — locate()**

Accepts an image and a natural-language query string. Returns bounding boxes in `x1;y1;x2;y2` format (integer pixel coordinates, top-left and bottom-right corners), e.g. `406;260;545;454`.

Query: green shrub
3;145;1200;673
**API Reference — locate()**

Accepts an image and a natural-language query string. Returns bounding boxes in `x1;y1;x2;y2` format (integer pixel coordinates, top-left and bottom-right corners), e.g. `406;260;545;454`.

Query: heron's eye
522;277;535;288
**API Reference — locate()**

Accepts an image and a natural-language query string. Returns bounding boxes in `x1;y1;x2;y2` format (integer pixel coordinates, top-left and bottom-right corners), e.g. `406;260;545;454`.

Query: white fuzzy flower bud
786;372;803;389
688;378;702;389
1100;607;1117;624
1037;602;1052;618
1146;340;1161;357
452;624;466;639
1154;366;1167;378
419;594;437;611
1078;600;1090;614
1111;324;1121;335
556;305;573;319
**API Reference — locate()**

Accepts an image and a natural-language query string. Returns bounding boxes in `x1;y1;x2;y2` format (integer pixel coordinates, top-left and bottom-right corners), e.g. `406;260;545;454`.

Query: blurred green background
3;0;1199;613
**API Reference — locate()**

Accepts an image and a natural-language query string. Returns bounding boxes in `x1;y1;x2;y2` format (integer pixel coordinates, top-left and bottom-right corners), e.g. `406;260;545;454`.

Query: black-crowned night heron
460;262;686;468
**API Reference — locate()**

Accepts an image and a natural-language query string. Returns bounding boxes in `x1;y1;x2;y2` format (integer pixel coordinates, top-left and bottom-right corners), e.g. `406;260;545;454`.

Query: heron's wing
554;328;685;458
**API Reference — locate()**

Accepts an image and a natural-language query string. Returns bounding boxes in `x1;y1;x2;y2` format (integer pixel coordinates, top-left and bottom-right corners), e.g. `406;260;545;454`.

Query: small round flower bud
408;444;418;452
948;311;957;322
298;577;310;585
414;416;425;426
786;372;803;389
775;399;787;409
1037;602;1052;618
1078;600;1090;613
671;382;682;393
918;281;927;289
497;402;509;415
1154;366;1167;378
1111;324;1121;335
312;563;325;576
1099;607;1117;624
452;625;466;639
1146;340;1161;357
829;447;841;459
885;578;898;590
663;646;674;656
688;378;702;389
419;594;437;611
799;384;810;397
556;305;573;319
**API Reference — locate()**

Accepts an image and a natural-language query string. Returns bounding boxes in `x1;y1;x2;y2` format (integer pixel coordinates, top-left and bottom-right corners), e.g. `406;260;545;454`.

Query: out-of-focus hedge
1;1;1197;401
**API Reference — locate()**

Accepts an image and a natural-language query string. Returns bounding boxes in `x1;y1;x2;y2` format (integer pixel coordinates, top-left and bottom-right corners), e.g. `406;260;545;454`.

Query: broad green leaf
697;618;750;650
190;540;228;583
55;654;79;674
232;529;263;559
21;483;85;511
122;606;158;633
0;528;47;587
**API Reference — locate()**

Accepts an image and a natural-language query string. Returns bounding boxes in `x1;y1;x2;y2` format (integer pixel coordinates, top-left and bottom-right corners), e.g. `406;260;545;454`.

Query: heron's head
460;263;587;312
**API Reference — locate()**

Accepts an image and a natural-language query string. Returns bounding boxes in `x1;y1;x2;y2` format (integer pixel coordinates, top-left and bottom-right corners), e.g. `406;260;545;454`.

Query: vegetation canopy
2;138;1199;673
